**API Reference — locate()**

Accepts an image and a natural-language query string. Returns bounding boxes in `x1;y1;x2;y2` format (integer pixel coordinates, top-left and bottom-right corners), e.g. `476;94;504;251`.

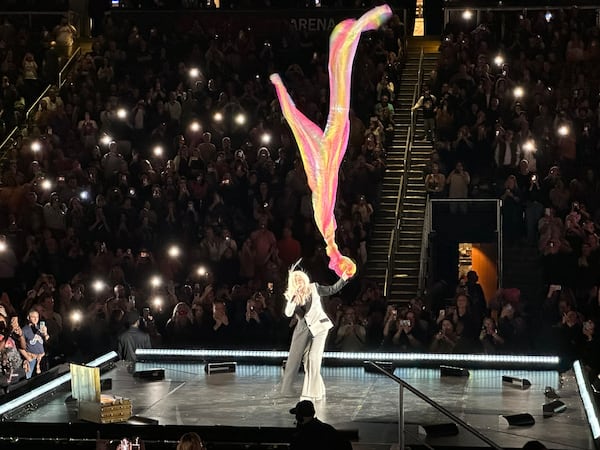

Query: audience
1;4;600;397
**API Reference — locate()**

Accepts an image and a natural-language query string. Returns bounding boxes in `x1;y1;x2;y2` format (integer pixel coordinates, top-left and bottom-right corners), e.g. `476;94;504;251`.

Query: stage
1;358;596;449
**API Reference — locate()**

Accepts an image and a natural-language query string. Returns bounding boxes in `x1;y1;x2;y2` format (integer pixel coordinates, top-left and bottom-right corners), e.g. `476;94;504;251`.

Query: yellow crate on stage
70;364;132;424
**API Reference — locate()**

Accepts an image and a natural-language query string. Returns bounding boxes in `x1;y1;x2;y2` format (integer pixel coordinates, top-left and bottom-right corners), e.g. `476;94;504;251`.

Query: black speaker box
205;362;236;375
502;413;535;426
420;422;459;437
440;365;470;377
502;375;531;389
543;400;566;418
133;368;165;380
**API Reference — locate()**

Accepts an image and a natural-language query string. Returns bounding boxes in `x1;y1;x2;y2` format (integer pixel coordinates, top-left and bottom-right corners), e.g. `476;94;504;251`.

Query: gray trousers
281;318;328;401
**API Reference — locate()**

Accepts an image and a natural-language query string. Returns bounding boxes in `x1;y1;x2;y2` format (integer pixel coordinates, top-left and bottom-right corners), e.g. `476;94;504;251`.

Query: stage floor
10;361;594;449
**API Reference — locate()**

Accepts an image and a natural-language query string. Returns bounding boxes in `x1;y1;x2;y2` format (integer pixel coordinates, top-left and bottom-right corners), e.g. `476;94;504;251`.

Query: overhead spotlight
261;133;271;144
213;112;223;123
31;141;42;153
494;55;504;67
0;240;7;252
545;11;553;22
462;10;473;20
197;266;207;277
79;190;90;201
189;68;200;78
117;108;127;119
189;121;201;132
558;125;570;136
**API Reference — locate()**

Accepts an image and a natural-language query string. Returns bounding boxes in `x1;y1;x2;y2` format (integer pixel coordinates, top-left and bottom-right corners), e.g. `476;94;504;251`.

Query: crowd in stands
417;7;600;373
0;13;73;141
1;4;599;391
0;6;406;384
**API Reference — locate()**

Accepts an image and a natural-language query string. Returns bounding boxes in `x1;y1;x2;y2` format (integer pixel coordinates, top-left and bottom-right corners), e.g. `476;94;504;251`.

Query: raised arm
316;278;348;297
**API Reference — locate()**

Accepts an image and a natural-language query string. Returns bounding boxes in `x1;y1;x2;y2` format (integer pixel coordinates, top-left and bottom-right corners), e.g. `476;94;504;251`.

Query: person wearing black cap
117;310;151;362
289;400;351;450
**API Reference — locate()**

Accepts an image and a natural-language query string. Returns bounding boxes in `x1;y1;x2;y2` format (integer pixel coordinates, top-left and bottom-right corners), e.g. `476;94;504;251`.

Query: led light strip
135;349;559;366
573;360;600;440
0;351;119;417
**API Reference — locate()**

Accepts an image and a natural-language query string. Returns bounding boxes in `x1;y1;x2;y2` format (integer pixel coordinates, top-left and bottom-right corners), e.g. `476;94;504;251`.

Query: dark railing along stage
367;361;503;450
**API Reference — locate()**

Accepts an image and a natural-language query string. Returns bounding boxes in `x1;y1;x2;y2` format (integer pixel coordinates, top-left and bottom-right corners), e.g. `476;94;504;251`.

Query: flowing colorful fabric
270;5;392;279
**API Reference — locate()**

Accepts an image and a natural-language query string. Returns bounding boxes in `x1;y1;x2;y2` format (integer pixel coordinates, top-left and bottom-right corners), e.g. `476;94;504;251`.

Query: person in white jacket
281;269;351;401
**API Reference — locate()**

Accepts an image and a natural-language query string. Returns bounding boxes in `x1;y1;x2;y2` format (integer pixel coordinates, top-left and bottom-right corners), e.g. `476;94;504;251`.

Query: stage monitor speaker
419;422;459;437
440;365;470;377
502;375;531;389
100;378;112;391
363;361;394;374
205;362;236;375
501;413;535;426
543;400;566;418
133;368;165;380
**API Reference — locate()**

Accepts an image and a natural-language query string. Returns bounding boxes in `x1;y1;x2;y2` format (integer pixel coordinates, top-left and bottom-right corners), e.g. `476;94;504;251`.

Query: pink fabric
270;5;392;278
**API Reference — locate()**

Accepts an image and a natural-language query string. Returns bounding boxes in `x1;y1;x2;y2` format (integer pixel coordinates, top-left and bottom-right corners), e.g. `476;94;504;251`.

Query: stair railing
417;196;432;295
410;47;425;133
385;41;422;300
366;361;503;450
383;174;400;299
58;47;82;88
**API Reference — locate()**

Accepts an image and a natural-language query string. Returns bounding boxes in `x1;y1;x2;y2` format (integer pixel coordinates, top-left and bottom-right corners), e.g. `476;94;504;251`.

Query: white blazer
284;278;348;336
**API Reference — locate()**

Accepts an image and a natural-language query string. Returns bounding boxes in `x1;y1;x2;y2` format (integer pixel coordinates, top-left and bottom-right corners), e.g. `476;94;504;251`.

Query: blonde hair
285;270;311;305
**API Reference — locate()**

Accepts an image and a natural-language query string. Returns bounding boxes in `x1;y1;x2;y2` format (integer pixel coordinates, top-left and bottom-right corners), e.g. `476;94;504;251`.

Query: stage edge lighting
0;351;119;417
135;349;559;367
574;360;600;440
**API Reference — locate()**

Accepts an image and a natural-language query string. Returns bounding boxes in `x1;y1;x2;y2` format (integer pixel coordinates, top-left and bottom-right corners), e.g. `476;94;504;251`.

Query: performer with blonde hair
281;261;352;401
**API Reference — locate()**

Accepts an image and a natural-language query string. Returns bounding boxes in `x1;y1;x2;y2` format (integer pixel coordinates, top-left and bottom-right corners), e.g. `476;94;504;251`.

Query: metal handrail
417;197;432;295
383;228;395;298
25;85;52;123
58;46;81;88
410;48;424;132
384;126;411;299
398;125;411;230
383;179;399;299
366;361;503;450
385;43;424;300
0;126;19;162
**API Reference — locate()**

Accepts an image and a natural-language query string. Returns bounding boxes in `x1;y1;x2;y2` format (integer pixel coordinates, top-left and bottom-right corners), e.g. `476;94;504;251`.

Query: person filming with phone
21;309;49;378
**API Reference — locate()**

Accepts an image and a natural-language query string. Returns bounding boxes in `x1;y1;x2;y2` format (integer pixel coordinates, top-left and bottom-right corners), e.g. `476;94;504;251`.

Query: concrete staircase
365;38;440;304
